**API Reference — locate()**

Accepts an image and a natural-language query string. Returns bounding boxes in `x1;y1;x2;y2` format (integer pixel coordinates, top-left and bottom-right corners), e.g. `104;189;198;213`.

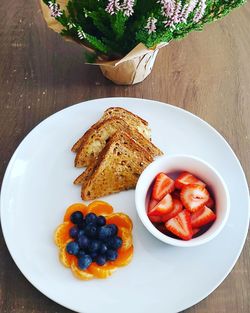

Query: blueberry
70;211;83;224
85;213;97;225
69;226;79;239
106;249;118;261
98;226;112;240
78;235;89;249
78;255;92;270
66;241;79;255
96;215;106;226
88;240;101;252
77;220;86;230
78;250;86;258
99;243;108;255
107;224;118;236
106;236;123;250
77;229;85;239
85;223;97;238
96;255;107;266
89;251;98;261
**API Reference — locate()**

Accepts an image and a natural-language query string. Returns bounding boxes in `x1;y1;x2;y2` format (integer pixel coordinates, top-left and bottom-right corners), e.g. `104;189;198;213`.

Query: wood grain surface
0;0;249;312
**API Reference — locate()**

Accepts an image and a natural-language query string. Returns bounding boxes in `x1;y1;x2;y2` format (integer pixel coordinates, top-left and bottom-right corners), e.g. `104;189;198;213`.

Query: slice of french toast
72;107;151;153
81;131;153;200
74;117;162;168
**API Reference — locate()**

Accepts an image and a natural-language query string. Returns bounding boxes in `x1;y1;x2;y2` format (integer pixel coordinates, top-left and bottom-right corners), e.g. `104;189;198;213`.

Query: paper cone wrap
99;48;159;85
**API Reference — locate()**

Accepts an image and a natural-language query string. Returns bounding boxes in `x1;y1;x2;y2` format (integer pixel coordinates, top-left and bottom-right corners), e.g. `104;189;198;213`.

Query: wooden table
0;1;249;312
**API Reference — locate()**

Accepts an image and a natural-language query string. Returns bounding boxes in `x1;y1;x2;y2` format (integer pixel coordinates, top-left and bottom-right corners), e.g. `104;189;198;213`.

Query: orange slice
106;213;133;231
54;222;73;248
63;203;88;222
71;259;94;280
59;240;77;268
88;263;117;279
118;227;133;252
87;201;113;215
111;246;134;267
55;202;134;280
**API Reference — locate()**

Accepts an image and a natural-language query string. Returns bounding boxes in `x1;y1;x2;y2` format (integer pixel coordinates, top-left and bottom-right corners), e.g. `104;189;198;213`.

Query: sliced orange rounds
111;246;134;267
71;259;94;280
88;263;117;279
63;203;88;222
59;240;77;268
87;200;114;215
54;201;134;280
106;213;133;231
118;227;133;252
54;222;73;248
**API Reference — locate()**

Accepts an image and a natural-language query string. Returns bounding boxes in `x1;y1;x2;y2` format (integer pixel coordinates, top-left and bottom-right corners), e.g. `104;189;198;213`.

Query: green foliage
42;0;246;61
110;11;128;40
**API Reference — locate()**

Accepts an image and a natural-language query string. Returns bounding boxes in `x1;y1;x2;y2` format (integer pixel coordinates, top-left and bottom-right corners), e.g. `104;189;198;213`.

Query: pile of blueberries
66;211;123;270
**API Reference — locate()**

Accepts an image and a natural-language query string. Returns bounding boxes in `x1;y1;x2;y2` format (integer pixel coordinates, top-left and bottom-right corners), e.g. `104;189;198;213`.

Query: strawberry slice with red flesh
148;194;173;216
192;228;201;236
152;172;175;201
206;197;215;209
175;172;205;190
161;198;183;222
191;206;216;228
149;198;183;223
148;198;161;222
148;197;159;212
148;215;162;223
180;184;210;213
165;210;192;240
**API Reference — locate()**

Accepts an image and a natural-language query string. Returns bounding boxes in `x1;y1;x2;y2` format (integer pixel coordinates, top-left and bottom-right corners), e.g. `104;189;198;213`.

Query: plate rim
1;97;249;313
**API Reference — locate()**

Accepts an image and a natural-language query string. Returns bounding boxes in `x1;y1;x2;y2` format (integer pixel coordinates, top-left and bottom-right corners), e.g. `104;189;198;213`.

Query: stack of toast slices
72;107;163;200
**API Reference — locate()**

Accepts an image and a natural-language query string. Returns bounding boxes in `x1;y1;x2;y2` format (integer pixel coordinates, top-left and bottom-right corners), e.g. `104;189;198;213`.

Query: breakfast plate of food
0;97;249;313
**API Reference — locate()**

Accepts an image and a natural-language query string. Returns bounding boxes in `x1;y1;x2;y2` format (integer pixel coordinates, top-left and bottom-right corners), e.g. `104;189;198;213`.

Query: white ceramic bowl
135;155;230;247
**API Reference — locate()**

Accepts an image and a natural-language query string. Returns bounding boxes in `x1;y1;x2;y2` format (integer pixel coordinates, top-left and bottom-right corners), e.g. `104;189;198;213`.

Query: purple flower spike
48;1;63;18
145;17;158;34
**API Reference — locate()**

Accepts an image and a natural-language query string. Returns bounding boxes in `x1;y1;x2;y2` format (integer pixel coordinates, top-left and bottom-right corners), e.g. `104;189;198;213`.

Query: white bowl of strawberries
135;155;230;247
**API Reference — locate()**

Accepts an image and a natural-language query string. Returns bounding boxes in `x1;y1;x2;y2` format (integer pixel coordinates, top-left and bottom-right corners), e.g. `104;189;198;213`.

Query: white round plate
1;98;249;313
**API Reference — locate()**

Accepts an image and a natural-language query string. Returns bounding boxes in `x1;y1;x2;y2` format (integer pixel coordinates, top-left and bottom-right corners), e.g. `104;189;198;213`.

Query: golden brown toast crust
74;163;95;185
71;107;151;152
81;131;153;200
100;107;149;127
74;117;162;168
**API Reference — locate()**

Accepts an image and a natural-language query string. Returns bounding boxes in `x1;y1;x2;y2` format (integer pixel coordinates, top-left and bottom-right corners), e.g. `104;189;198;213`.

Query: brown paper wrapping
40;0;168;85
99;48;159;85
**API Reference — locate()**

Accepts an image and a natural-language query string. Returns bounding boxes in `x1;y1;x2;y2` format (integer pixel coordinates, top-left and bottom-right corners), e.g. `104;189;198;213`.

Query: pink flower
121;0;135;16
158;0;175;18
193;0;206;22
180;0;199;23
105;0;121;15
159;0;206;28
105;0;135;17
145;17;158;34
48;1;63;18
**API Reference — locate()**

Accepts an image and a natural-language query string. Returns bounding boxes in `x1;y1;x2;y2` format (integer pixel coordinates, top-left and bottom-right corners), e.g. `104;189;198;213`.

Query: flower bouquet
40;0;246;85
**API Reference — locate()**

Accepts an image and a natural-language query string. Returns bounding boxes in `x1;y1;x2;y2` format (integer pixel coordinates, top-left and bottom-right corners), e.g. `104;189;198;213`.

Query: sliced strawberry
191;206;216;228
180;184;210;213
152;173;175;201
175;172;205;189
148;194;173;216
165;210;192;240
161;198;183;222
206;197;215;209
148;197;159;213
148;215;162;223
192;228;201;236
